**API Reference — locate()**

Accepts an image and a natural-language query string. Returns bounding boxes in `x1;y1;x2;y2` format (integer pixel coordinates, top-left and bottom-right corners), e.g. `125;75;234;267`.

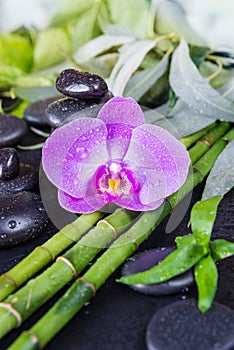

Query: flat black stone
122;248;194;295
23;97;58;128
1;96;21;113
45;92;112;128
0;148;19;181
0;114;28;147
146;299;234;350
56;69;108;99
0;191;50;247
0;163;38;196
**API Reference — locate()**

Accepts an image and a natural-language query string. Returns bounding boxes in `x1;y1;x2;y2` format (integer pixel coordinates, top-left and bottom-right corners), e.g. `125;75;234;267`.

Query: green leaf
123;54;169;100
191;196;222;246
169;39;234;122
0;33;33;73
0;65;23;87
210;239;234;261
13;86;59;103
107;0;150;38
49;0;95;27
202;140;234;199
175;233;196;249
74;34;134;62
166;99;213;137
194;254;218;313
154;0;204;45
33;27;72;71
119;243;207;285
109;40;155;96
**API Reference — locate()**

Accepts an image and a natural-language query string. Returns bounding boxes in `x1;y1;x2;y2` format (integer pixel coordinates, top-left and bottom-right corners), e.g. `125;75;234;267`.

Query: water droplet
0;233;8;240
8;220;17;229
0;216;5;220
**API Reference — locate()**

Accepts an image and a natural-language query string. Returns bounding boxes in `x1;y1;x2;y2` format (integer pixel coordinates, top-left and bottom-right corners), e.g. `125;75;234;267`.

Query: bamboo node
0;302;22;327
56;256;77;279
23;330;41;349
197;138;212;148
97;219;117;239
192;165;204;178
2;273;18;288
78;277;96;296
123;233;139;249
35;245;54;260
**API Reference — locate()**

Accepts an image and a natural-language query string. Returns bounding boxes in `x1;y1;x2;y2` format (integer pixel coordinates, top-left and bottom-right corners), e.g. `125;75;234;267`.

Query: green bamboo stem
180;121;217;148
187;121;230;164
0;209;138;339
10;127;234;350
0;211;104;301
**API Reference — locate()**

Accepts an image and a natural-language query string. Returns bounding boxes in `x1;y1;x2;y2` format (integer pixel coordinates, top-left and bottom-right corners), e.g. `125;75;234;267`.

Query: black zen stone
1;97;21;113
0;191;49;247
122;248;194;295
0;114;27;147
45;92;112;128
56;69;108;99
146;299;234;350
23;97;58;128
0;148;19;181
0;163;38;196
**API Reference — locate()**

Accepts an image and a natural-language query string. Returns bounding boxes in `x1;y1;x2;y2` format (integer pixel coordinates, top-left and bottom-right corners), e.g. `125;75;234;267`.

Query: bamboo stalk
9;127;234;350
0;212;104;301
0;209;138;339
180;121;217;148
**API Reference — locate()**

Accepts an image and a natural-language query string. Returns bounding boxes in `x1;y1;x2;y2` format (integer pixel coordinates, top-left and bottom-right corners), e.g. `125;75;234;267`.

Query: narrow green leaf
175;233;195;249
33;27;72;71
154;0;204;45
13;86;59;103
210;239;234;261
119;243;207;285
0;65;23;87
124;54;169;100
49;0;95;26
190;196;222;245
74;34;135;62
0;33;33;73
166;99;214;137
169;39;234;122
202;140;234;199
191;196;222;246
195;255;218;313
109;40;155;96
107;0;150;38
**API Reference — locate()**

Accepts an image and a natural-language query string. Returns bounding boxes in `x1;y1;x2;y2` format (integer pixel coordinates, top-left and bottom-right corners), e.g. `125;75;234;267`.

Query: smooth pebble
56;69;108;99
0;114;27;147
0;191;49;247
122;248;194;295
146;299;234;350
0;148;19;181
0;163;38;196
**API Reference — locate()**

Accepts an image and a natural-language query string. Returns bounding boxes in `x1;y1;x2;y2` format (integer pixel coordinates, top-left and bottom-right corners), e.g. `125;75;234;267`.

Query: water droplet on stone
8;220;17;229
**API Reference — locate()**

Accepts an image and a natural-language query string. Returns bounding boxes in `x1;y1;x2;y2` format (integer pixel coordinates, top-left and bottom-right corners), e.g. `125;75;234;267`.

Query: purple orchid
42;96;190;213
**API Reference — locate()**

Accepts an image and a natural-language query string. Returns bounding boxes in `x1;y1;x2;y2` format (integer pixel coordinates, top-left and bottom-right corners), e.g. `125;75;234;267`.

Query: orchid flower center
95;160;140;201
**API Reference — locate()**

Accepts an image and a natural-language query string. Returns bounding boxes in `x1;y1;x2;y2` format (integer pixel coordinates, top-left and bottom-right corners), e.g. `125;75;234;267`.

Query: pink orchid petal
115;194;164;211
124;124;190;198
58;189;104;214
97;96;145;159
61;126;109;198
42;117;107;191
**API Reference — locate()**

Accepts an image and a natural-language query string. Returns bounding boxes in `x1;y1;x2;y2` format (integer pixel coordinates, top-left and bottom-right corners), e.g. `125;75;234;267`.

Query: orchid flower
42;97;190;213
